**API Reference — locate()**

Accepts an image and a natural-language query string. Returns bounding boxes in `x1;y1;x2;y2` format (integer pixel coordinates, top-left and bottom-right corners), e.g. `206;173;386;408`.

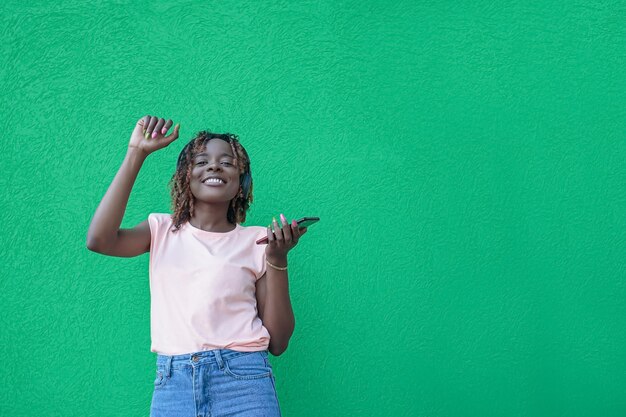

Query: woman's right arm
86;147;149;256
86;115;180;257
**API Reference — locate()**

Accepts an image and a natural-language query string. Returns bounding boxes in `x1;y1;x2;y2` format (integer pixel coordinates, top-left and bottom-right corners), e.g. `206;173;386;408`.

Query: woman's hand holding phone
262;213;309;262
256;216;319;245
128;115;180;156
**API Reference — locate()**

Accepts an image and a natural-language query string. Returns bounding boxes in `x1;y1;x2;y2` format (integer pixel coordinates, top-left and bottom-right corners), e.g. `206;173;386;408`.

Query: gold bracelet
266;259;288;271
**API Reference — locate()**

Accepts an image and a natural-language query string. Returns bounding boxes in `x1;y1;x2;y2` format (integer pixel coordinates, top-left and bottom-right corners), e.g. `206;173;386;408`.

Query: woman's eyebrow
195;152;234;158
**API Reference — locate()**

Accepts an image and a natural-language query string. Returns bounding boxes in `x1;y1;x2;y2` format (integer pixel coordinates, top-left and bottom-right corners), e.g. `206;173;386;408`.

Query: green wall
2;1;624;416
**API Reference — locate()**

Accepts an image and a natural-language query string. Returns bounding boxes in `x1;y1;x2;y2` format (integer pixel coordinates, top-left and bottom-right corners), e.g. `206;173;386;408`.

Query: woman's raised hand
128;115;180;156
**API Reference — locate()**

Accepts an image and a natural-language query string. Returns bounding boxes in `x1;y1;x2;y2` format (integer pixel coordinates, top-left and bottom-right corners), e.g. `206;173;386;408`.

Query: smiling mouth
202;179;226;186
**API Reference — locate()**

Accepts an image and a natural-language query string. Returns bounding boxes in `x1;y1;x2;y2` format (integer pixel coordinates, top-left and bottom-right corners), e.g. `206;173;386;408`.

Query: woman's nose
206;161;222;170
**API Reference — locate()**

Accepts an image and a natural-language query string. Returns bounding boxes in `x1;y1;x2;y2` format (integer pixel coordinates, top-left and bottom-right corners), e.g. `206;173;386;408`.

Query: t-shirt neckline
185;221;241;237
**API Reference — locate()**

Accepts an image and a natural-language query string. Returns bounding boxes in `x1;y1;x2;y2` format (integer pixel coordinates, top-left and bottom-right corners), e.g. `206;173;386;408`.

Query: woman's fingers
290;220;300;243
130;115;179;155
279;213;293;242
267;214;306;252
139;115;150;129
144;116;156;138
163;123;180;144
160;119;173;135
152;118;166;138
267;225;275;244
141;116;174;136
272;217;283;243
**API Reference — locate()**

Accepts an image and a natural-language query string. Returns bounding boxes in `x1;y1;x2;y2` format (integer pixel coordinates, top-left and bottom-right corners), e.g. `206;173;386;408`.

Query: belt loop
214;349;225;371
165;355;172;378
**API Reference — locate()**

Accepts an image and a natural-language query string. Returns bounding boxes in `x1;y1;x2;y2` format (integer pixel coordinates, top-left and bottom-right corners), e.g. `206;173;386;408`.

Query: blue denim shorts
150;349;282;417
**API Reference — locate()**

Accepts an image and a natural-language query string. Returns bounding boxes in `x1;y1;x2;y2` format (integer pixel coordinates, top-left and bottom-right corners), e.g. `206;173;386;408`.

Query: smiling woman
86;116;306;417
168;131;254;233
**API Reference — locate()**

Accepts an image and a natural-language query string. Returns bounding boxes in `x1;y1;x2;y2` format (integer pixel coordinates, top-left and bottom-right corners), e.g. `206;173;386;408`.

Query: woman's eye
195;161;232;166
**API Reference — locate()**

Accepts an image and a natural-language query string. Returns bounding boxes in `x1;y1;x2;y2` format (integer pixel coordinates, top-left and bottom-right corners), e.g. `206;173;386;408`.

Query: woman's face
189;139;240;204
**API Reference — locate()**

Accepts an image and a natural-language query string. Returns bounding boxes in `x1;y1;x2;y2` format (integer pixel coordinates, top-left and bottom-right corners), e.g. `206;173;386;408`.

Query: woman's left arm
256;214;307;356
256;257;293;356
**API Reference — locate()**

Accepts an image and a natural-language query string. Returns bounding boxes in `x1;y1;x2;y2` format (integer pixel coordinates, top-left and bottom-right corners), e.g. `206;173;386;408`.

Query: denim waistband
156;348;268;371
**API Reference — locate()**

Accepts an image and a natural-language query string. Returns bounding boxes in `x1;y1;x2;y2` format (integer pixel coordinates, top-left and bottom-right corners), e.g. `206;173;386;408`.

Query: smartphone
255;217;320;244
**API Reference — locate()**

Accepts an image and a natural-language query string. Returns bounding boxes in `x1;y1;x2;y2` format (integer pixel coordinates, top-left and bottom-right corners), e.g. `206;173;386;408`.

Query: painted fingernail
144;130;150;139
161;127;167;134
152;131;158;139
272;216;277;224
280;213;287;224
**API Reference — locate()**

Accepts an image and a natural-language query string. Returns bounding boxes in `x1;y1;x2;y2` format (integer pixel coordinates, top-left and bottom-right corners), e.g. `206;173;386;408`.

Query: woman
87;115;307;416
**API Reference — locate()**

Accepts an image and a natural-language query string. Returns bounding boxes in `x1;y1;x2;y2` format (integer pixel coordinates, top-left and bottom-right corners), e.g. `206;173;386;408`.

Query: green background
2;1;624;416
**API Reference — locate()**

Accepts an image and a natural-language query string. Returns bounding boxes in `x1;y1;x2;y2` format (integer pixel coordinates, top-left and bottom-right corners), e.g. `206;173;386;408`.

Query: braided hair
167;131;253;233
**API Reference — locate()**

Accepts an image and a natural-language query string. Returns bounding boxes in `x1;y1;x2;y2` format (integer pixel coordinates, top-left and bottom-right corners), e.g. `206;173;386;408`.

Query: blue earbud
240;172;252;200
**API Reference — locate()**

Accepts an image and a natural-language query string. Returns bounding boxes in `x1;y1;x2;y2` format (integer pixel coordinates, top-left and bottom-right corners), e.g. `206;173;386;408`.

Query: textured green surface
2;1;625;416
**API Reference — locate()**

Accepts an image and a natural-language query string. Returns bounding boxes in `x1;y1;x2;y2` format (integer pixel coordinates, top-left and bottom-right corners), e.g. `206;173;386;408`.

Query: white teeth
204;178;225;184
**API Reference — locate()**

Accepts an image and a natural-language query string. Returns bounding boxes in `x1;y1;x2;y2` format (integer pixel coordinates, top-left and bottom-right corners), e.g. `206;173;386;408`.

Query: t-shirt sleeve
147;213;168;253
147;213;159;249
252;228;267;281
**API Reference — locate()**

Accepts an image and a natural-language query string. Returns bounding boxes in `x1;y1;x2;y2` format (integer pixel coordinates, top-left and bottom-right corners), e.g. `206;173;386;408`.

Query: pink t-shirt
147;213;270;355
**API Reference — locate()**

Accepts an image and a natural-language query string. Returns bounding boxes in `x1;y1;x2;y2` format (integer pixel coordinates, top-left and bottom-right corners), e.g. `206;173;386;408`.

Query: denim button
192;355;199;362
